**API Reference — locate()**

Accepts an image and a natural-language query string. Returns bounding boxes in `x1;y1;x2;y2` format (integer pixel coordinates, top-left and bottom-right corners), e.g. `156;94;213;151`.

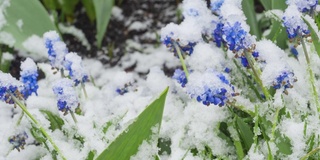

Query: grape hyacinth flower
222;22;253;52
286;0;318;13
0;71;23;104
64;52;89;86
187;70;236;106
172;69;188;87
210;0;224;14
20;58;39;99
212;22;224;47
272;71;296;94
52;78;79;115
283;5;310;39
9;132;28;151
163;35;196;57
43;31;68;70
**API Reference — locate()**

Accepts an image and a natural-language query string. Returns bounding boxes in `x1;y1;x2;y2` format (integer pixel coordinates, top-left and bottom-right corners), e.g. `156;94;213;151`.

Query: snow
22;35;47;60
58;24;91;50
16;19;23;30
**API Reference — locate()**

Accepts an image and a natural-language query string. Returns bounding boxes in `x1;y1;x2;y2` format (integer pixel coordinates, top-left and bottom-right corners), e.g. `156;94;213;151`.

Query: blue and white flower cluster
9;132;28;152
0;72;23;104
20;58;39;99
43;31;88;86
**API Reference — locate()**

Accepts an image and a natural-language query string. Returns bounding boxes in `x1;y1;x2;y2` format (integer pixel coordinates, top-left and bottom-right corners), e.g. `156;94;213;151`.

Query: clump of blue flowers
52;78;79;115
286;0;318;13
20;58;39;99
64;52;89;86
0;71;23;104
172;69;188;87
273;71;296;94
9;132;28;152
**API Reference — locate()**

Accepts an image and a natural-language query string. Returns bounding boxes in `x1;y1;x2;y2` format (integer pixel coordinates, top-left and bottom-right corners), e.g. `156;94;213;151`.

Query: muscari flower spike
212;21;224;47
43;31;68;70
283;5;310;39
64;52;89;86
287;0;318;13
172;69;188;87
187;71;236;106
163;34;196;57
223;21;251;52
52;78;79;115
20;58;39;99
9;132;28;152
210;0;224;14
272;71;296;94
0;71;23;104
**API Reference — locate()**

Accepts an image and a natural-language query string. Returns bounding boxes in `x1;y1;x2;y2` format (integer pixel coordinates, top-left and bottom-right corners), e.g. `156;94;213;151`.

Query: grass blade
242;0;261;39
96;87;169;160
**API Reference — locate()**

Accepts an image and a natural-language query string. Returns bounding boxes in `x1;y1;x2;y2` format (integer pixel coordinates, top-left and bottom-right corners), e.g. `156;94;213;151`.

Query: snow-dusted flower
172;69;187;87
210;0;224;13
187;70;236;106
0;71;23;104
212;22;224;47
64;52;88;86
20;58;38;99
43;31;68;69
9;132;28;151
223;22;252;52
52;78;79;114
287;0;318;13
272;71;296;93
283;5;310;39
163;35;196;56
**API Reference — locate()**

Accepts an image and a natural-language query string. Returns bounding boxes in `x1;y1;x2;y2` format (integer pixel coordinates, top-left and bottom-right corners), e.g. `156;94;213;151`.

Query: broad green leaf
304;17;320;57
59;0;80;18
259;0;271;10
266;0;288;49
81;0;96;22
93;0;114;48
42;0;60;10
242;0;261;39
236;116;254;152
2;0;56;51
85;150;96;160
96;87;169;160
40;110;64;131
274;130;292;155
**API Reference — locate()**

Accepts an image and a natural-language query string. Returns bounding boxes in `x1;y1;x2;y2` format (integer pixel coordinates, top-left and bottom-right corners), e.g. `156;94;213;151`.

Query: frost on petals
52;78;79;114
0;71;23;104
64;52;89;86
20;58;39;99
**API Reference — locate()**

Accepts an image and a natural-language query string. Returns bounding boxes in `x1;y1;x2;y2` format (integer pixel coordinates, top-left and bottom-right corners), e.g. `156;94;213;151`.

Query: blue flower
240;57;249;68
20;58;38;99
273;71;296;93
283;5;310;39
212;22;224;47
0;71;23;104
223;22;249;52
43;31;68;69
187;70;236;106
186;8;199;17
210;0;224;13
172;69;187;87
290;46;299;58
9;132;28;151
287;0;318;13
64;52;89;86
163;35;196;57
52;78;79;114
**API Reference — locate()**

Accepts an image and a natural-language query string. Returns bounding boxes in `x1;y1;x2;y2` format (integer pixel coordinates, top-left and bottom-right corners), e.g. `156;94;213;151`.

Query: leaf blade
96;87;169;160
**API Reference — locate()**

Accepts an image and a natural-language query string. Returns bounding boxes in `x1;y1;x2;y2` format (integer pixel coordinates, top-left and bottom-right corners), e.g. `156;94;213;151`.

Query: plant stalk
173;42;189;80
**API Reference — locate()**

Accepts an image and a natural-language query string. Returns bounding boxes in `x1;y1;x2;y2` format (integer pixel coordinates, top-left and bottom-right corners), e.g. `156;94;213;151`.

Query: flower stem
301;39;320;113
301;146;320;160
70;110;78;123
244;51;271;100
253;105;259;152
270;107;280;142
10;94;67;160
81;83;88;99
173;42;189;80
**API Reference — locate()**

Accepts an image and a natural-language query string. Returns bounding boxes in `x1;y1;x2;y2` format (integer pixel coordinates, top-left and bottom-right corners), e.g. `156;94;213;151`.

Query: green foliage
40;110;65;131
235;116;254;153
85;150;96;160
1;0;56;51
96;87;169;160
93;0;114;48
81;0;96;22
242;0;261;39
304;17;320;58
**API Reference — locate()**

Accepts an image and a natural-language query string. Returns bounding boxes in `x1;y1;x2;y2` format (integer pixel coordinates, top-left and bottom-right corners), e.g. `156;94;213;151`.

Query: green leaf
235;116;254;152
96;87;169;160
274;130;292;155
259;0;271;10
157;138;171;155
81;0;96;22
58;0;80;16
93;0;114;48
40;110;65;131
304;17;320;57
265;0;288;49
242;0;261;39
1;0;56;51
42;0;60;10
85;150;96;160
30;126;46;143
